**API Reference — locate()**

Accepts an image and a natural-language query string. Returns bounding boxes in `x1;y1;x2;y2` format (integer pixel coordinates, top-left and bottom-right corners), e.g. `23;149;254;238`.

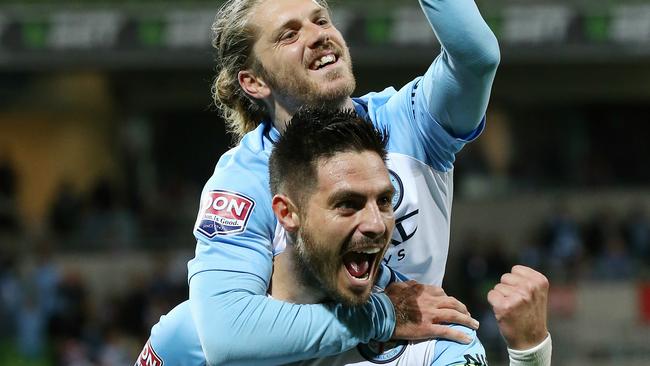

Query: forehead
250;0;327;31
315;151;390;195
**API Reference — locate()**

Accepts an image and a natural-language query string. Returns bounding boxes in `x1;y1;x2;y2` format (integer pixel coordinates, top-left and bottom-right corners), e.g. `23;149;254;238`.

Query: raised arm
419;0;500;136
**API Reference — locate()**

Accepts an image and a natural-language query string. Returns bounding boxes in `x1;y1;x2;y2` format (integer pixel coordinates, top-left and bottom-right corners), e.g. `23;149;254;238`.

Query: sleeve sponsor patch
195;190;256;237
135;340;163;366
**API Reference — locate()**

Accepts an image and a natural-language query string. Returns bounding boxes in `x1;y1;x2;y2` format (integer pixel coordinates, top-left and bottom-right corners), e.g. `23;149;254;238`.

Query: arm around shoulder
189;268;396;365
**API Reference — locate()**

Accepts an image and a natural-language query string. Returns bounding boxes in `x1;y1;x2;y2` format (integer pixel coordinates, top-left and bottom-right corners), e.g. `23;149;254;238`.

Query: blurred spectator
582;209;617;260
13;241;60;359
80;178;137;250
97;326;133;366
17;293;46;358
0;250;20;339
58;338;93;366
592;233;634;281
622;206;650;266
517;232;545;271
50;271;88;340
0;154;20;233
117;273;149;339
48;182;83;239
541;206;583;280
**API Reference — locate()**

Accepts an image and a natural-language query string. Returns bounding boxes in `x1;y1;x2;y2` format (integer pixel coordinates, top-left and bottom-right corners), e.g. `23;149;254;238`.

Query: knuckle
539;275;550;289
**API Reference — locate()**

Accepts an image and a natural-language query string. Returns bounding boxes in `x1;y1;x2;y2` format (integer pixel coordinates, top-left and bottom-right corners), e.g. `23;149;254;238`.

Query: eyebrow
327;185;395;206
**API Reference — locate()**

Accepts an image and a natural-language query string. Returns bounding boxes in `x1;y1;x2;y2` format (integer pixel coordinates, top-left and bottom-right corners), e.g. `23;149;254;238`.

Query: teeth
353;247;381;255
312;54;336;69
321;54;335;64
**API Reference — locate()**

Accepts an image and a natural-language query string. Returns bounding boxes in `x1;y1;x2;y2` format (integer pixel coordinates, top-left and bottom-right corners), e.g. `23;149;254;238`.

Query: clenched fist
487;265;549;350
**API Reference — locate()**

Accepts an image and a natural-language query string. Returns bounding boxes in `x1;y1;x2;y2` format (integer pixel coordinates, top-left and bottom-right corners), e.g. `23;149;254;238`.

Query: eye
335;199;362;214
377;195;392;210
279;30;298;42
316;17;330;27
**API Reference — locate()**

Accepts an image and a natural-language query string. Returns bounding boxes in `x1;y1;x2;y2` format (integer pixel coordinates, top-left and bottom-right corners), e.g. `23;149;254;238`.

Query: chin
316;81;355;106
336;291;371;307
333;282;374;307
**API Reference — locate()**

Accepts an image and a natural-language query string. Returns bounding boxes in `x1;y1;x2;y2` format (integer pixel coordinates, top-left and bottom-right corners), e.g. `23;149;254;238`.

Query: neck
270;97;355;133
270;243;325;304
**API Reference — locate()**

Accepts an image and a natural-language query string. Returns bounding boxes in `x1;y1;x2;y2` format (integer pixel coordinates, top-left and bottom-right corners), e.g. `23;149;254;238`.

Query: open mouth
309;53;339;70
342;247;381;281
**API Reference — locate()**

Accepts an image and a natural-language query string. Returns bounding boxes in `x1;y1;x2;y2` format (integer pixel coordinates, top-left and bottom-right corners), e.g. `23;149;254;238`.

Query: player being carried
137;108;551;366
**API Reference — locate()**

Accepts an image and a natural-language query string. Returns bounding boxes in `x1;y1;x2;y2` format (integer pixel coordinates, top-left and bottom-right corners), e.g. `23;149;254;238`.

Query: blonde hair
211;0;329;140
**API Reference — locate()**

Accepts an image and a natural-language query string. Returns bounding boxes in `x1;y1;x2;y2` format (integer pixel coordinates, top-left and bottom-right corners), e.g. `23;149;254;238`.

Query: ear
272;194;300;232
238;69;271;100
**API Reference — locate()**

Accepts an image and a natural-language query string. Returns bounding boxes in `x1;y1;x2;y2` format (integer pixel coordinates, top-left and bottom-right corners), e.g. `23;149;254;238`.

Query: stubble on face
256;51;356;112
291;217;383;307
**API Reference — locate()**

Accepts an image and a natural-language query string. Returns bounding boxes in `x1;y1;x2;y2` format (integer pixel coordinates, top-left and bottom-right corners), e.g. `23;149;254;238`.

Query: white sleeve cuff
507;333;552;366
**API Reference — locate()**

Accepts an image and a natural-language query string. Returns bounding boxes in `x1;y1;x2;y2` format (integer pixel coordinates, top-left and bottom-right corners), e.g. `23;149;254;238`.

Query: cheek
331;30;349;50
281;45;305;65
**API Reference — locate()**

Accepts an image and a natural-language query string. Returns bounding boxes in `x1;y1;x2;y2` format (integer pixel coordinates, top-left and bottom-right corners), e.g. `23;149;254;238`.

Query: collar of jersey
262;101;366;146
263;120;281;145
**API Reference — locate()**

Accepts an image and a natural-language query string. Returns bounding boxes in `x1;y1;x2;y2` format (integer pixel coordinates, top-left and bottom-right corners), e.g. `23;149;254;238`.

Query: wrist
507;333;552;366
507;326;548;351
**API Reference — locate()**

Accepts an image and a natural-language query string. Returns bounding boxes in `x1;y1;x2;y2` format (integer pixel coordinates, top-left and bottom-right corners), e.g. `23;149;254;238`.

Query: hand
487;265;549;350
385;280;479;344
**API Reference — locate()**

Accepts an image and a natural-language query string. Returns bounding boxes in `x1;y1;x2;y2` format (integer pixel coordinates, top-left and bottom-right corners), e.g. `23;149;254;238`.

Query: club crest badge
388;169;404;211
195;190;255;237
357;340;407;364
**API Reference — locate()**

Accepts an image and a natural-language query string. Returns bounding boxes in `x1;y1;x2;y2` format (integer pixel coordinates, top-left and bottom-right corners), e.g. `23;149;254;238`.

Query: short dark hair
269;107;388;206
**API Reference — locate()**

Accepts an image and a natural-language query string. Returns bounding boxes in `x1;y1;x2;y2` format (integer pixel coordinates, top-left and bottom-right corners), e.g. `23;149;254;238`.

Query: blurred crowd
0;242;188;365
0;154;194;365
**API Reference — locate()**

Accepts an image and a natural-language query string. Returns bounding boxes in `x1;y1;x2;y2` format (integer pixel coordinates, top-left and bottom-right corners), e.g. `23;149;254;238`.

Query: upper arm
188;168;276;286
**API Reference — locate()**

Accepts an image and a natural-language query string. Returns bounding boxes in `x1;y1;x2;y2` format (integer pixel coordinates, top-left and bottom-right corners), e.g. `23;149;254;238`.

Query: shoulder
195;126;275;241
213;123;274;184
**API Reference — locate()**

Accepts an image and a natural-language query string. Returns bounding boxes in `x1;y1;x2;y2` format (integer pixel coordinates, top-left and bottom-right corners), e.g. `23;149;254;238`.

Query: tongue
343;252;370;278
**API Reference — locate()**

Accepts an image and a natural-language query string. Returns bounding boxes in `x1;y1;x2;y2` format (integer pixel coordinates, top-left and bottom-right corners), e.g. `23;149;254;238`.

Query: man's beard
258;56;356;112
291;227;373;306
291;224;381;307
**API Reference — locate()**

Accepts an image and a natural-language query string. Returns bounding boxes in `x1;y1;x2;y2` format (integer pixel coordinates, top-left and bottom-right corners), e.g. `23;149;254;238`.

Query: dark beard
290;230;363;307
291;227;372;307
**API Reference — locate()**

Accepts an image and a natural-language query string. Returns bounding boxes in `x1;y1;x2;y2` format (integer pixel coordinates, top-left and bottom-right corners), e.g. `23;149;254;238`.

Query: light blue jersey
185;0;500;364
137;301;487;366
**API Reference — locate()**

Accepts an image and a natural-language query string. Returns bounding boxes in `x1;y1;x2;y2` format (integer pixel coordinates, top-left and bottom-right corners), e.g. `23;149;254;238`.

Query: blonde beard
260;60;356;114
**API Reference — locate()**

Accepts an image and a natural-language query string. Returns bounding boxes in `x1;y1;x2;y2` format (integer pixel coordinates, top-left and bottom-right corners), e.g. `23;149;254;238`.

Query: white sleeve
508;333;552;366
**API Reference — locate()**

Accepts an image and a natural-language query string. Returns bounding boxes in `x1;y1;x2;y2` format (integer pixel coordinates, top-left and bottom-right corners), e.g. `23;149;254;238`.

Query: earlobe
272;194;300;232
238;70;270;100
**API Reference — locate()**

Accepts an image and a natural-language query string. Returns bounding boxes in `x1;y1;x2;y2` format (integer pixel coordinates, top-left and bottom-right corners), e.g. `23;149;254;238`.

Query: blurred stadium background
0;0;649;365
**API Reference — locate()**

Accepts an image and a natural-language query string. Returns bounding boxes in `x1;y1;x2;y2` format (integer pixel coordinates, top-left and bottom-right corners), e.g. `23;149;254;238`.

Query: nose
358;203;387;239
305;22;329;49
